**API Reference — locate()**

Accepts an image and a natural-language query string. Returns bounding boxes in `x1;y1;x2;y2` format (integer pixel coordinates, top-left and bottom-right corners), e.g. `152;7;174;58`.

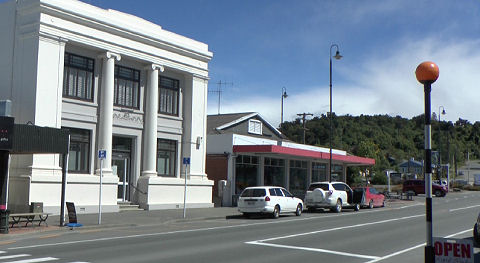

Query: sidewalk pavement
3;207;242;237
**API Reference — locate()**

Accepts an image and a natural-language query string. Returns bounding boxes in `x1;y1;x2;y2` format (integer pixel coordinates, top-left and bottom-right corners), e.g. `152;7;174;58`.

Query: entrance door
112;155;130;202
112;136;133;202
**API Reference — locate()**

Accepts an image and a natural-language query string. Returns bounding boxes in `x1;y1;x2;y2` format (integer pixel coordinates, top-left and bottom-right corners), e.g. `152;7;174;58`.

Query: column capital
145;64;164;72
99;51;121;61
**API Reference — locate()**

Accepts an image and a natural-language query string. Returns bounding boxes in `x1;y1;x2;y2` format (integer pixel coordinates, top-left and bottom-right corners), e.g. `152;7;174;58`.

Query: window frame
158;76;180;116
248;119;262;135
63;127;91;174
63;52;95;101
114;65;140;109
156;138;177;177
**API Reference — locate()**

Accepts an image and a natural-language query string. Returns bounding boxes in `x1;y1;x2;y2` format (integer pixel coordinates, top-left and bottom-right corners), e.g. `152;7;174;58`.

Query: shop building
206;113;375;206
0;0;213;214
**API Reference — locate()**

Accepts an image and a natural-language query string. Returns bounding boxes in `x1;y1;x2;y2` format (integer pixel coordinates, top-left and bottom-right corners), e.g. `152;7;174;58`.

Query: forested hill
280;114;480;178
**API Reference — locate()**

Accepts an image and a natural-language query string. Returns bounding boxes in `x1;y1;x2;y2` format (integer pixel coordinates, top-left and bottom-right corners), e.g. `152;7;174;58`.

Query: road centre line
246;241;380;260
449;204;480;212
8;205;417;251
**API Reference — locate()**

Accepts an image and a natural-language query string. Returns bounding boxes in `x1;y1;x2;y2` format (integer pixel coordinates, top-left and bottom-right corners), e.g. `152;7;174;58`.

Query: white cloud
208;36;480;127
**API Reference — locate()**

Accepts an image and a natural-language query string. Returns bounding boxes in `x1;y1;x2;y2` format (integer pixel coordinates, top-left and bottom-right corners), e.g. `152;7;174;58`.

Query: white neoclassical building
0;0;214;214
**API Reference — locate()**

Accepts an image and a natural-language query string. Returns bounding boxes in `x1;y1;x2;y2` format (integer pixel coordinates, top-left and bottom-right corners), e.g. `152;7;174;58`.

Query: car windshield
308;183;329;191
240;188;266;197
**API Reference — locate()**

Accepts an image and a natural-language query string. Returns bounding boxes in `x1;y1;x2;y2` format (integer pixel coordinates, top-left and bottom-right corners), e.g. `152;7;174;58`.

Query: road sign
433;237;473;263
98;150;106;159
183;157;190;165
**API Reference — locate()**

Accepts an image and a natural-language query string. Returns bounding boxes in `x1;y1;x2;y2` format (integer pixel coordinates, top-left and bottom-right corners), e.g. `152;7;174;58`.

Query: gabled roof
207;112;283;137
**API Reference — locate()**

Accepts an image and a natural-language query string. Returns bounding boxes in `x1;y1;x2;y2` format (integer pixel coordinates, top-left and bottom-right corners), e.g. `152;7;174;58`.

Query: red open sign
433;237;473;263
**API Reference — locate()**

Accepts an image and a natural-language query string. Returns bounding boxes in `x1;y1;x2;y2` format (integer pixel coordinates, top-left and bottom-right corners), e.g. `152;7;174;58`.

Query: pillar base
141;170;158;177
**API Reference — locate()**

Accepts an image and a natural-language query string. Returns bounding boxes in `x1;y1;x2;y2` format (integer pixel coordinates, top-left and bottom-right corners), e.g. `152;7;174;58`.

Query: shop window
289;160;308;198
235;155;259;194
312;162;327;182
264;157;285;188
157;139;177;177
63;53;94;101
114;65;140;109
158;76;179;116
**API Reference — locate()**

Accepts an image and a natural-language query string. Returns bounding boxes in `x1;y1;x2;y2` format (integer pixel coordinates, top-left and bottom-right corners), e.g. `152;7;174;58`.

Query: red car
353;187;385;209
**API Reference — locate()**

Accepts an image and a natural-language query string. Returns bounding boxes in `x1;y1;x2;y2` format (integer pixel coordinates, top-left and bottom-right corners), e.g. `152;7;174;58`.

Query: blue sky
87;0;480;126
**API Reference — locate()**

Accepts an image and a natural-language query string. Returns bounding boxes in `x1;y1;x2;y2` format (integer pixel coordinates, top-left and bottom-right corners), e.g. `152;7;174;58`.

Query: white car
237;186;304;218
304;182;361;213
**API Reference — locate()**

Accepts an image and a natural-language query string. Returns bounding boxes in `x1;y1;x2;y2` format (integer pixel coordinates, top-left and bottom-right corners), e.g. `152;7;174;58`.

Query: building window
235;155;259;194
248;120;262;135
264;157;285;188
312;162;327;182
65;128;90;173
157;139;177;177
114;65;140;109
289;160;308;198
63;53;94;101
158;76;179;116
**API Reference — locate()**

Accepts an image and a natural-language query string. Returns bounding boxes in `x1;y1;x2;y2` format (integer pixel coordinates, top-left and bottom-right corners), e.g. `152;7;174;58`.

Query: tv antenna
209;80;233;114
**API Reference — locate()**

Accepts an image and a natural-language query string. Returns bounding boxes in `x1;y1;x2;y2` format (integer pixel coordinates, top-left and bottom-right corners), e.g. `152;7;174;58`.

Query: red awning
233;145;375;166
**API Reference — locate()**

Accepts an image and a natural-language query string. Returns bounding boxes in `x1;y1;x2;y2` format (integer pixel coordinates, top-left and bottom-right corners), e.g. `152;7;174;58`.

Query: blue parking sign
183;157;190;165
98;150;107;159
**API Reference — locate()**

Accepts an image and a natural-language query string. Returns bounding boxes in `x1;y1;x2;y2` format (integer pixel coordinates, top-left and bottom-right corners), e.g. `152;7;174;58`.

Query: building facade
206;113;375;207
0;0;213;214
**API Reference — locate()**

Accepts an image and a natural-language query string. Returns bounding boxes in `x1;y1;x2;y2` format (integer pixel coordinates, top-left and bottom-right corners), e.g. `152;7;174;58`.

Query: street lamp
437;106;445;181
416;61;439;263
281;87;288;125
329;44;342;182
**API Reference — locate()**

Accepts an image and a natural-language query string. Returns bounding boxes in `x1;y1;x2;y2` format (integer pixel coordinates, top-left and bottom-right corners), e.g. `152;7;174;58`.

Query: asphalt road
2;191;480;263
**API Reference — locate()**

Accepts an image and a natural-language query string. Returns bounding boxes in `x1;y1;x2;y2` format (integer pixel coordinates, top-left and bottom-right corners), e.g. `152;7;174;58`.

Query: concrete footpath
3;207;242;238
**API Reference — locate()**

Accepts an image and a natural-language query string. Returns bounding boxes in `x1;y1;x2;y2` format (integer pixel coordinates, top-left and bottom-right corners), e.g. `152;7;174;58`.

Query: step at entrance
118;201;144;211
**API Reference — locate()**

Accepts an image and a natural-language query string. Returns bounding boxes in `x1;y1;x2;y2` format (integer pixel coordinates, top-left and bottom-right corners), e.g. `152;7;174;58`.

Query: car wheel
354;203;360;211
434;190;442;197
474;223;480;246
368;200;374;209
295;204;302;216
307;207;316;213
381;200;385;207
243;212;251;218
272;205;280;219
331;199;342;213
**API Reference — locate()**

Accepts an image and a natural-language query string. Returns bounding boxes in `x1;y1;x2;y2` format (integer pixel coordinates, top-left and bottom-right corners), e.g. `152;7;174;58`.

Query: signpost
183;157;190;219
98;150;106;225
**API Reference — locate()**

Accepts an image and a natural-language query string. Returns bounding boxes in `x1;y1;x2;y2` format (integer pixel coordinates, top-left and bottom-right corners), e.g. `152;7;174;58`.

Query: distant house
398;158;423;177
205;112;375;206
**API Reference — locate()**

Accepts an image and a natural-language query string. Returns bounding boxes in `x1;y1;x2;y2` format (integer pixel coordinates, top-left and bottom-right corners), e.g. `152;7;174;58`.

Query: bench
9;212;51;227
401;192;414;200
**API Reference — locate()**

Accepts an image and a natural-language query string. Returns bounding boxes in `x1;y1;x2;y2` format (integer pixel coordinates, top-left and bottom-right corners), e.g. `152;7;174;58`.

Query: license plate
247;201;255;205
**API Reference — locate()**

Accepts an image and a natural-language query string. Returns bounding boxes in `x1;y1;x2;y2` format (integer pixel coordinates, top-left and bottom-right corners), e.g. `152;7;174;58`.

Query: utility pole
208;81;233;114
297;113;313;144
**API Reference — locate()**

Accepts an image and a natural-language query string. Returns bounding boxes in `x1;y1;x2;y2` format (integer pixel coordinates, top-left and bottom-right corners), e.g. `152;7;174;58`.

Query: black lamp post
329;44;342;182
416;61;439;263
281;87;288;125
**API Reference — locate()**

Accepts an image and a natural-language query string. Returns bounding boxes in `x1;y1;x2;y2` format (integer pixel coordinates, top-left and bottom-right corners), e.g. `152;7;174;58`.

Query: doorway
112;136;132;202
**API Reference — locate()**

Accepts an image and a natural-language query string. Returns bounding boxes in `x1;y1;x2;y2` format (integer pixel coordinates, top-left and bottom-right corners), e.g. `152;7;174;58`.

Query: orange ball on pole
415;61;439;84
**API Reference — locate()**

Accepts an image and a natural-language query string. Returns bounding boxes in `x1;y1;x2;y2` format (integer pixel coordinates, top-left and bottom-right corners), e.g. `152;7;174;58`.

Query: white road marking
252;214;423;243
364;228;472;263
246;241;380;260
0;254;29;260
1;257;58;262
449;204;480;212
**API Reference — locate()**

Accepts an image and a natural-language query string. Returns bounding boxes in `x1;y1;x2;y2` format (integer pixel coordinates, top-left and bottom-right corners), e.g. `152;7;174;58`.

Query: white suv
238;186;304;218
304;182;360;213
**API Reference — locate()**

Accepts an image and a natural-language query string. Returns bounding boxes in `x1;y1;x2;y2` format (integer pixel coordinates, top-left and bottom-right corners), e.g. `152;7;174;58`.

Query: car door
281;188;296;212
332;183;348;205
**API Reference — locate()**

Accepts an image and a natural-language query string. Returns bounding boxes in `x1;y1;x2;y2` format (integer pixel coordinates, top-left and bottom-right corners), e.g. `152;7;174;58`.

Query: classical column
97;51;121;174
142;64;164;176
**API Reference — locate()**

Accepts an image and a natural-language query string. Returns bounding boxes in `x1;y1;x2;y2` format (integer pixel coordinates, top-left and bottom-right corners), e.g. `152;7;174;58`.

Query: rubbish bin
0;209;9;234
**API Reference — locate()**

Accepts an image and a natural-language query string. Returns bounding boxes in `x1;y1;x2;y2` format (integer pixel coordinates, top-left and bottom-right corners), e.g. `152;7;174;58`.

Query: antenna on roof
209;80;233;114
